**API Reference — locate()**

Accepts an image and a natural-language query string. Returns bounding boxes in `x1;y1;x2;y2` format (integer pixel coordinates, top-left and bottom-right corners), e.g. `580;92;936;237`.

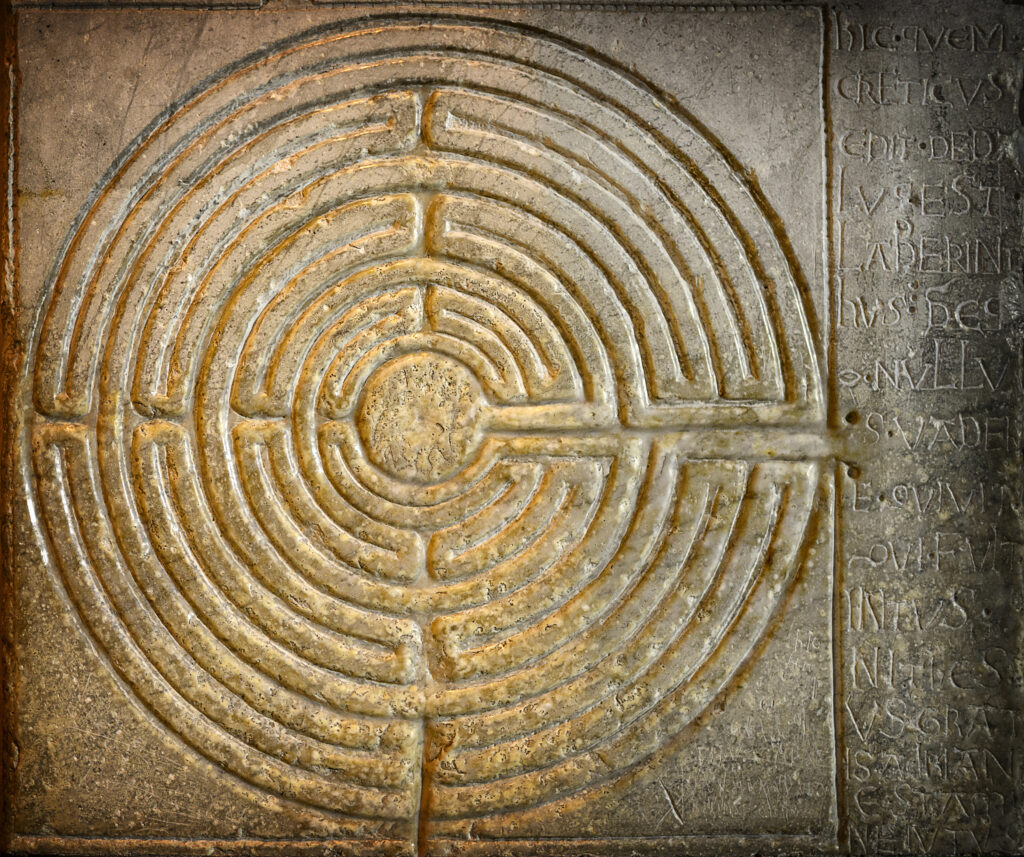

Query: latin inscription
834;7;1023;853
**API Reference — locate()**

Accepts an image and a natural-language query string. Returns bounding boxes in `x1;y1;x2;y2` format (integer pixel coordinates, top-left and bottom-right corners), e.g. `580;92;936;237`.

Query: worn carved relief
8;3;1019;856
19;17;831;847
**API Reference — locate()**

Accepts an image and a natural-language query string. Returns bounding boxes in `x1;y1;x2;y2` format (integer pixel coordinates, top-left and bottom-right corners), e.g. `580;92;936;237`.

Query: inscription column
832;5;1024;853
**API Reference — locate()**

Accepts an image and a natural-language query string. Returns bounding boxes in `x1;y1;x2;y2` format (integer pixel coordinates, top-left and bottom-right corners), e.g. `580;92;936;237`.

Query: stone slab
0;1;1020;855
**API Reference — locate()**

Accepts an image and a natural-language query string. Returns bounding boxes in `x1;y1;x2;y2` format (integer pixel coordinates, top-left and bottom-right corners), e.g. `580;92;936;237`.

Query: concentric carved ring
25;17;827;831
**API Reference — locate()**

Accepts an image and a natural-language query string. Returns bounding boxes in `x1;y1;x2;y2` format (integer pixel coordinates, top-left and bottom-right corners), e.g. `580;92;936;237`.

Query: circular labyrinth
26;18;827;832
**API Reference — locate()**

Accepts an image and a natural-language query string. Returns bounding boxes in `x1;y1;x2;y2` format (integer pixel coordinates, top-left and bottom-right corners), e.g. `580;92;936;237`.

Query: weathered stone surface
0;2;1020;855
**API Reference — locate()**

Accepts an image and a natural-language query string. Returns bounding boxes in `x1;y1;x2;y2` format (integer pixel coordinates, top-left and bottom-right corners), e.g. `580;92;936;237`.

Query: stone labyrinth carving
26;17;828;834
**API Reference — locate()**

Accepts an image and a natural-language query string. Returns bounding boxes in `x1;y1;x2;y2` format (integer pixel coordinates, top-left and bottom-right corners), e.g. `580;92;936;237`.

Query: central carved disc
356;353;484;484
